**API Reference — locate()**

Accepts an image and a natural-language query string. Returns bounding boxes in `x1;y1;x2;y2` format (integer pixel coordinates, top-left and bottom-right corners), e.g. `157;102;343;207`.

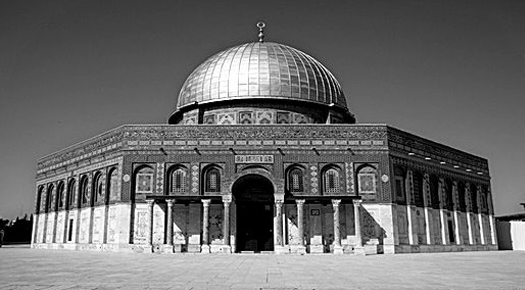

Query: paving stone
0;248;524;289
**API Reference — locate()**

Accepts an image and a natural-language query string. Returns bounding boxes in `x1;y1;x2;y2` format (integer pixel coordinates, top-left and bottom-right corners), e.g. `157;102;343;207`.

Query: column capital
222;195;232;204
147;199;155;207
201;199;211;207
274;194;285;204
166;199;175;206
331;199;341;207
295;199;306;206
352;199;362;206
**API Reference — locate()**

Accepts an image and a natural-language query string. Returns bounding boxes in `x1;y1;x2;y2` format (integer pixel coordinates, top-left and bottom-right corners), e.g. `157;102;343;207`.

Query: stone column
102;204;109;244
52;186;59;243
353;199;363;247
274;195;285;253
201;199;211;253
296;199;306;254
452;181;461;245
332;199;343;254
477;185;485;245
147;200;154;247
32;213;39;245
63;210;69;243
405;170;417;245
438;177;447;245
166;199;175;246
222;196;232;253
465;183;474;245
422;174;432;245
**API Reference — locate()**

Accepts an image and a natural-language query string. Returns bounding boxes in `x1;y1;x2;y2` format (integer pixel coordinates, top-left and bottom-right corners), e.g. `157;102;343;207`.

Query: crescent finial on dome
257;21;265;42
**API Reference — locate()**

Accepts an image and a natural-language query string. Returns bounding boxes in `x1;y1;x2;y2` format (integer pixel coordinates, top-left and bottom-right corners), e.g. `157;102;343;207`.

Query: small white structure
496;214;525;251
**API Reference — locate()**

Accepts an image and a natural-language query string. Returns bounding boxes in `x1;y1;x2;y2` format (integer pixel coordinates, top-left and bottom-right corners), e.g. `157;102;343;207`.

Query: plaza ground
0;246;524;290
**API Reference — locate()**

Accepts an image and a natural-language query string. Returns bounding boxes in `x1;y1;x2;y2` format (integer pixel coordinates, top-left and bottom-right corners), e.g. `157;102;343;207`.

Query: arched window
93;172;103;204
57;181;65;209
107;168;118;201
66;179;75;210
80;175;89;205
135;166;154;194
357;165;378;195
470;183;478;213
288;167;304;193
170;167;187;194
445;179;454;211
46;184;54;212
322;167;341;194
429;175;440;209
413;171;424;207
457;182;466;212
204;167;221;193
394;166;406;203
36;186;44;213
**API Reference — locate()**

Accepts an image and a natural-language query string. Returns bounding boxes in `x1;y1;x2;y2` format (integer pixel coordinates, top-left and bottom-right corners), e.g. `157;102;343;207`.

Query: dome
168;41;355;124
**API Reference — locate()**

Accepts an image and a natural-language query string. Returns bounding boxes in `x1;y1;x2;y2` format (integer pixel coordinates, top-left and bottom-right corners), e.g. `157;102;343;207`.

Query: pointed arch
393;166;406;203
56;181;65;209
134;165;155;197
321;164;342;195
46;184;54;213
93;171;103;205
107;167;119;202
79;175;89;206
167;164;188;194
357;164;378;196
36;186;44;213
66;178;76;210
286;164;305;194
203;164;222;194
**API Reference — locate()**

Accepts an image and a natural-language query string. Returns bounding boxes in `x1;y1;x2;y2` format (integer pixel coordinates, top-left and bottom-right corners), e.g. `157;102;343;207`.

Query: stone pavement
0;246;524;290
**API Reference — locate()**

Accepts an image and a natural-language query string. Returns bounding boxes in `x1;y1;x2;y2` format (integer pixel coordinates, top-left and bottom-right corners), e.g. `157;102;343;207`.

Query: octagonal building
32;27;497;254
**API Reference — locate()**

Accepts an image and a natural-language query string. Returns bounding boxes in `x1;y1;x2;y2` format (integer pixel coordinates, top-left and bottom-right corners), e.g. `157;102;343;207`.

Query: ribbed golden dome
176;42;348;110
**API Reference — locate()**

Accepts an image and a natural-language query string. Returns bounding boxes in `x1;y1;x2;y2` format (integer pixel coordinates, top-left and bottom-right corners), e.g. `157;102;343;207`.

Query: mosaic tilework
345;162;354;195
156;163;164;194
310;165;318;194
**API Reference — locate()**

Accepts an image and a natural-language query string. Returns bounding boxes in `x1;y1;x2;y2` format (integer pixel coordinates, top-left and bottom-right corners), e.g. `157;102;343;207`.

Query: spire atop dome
257;21;265;42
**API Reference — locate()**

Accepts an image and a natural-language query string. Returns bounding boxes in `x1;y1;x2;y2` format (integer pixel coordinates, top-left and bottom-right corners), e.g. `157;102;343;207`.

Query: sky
1;0;524;220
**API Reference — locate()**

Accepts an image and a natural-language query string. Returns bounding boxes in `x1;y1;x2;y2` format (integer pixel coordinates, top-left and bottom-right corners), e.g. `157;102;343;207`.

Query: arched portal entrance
232;174;274;252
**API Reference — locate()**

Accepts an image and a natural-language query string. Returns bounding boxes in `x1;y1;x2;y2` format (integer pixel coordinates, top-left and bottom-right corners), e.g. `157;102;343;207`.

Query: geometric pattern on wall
276;111;291;124
239;111;253;124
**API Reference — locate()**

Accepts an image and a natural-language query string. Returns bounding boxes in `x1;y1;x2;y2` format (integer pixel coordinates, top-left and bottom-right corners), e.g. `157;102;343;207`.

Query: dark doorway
233;174;274;252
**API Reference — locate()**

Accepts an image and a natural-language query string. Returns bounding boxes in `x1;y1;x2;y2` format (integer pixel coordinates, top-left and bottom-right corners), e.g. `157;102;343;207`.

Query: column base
333;245;344;255
354;244;379;255
159;244;174;254
200;245;211;254
309;244;324;254
218;245;232;254
274;245;290;254
295;245;306;255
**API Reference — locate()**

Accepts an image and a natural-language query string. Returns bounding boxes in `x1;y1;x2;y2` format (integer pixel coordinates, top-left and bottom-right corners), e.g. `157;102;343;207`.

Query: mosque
32;23;497;254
